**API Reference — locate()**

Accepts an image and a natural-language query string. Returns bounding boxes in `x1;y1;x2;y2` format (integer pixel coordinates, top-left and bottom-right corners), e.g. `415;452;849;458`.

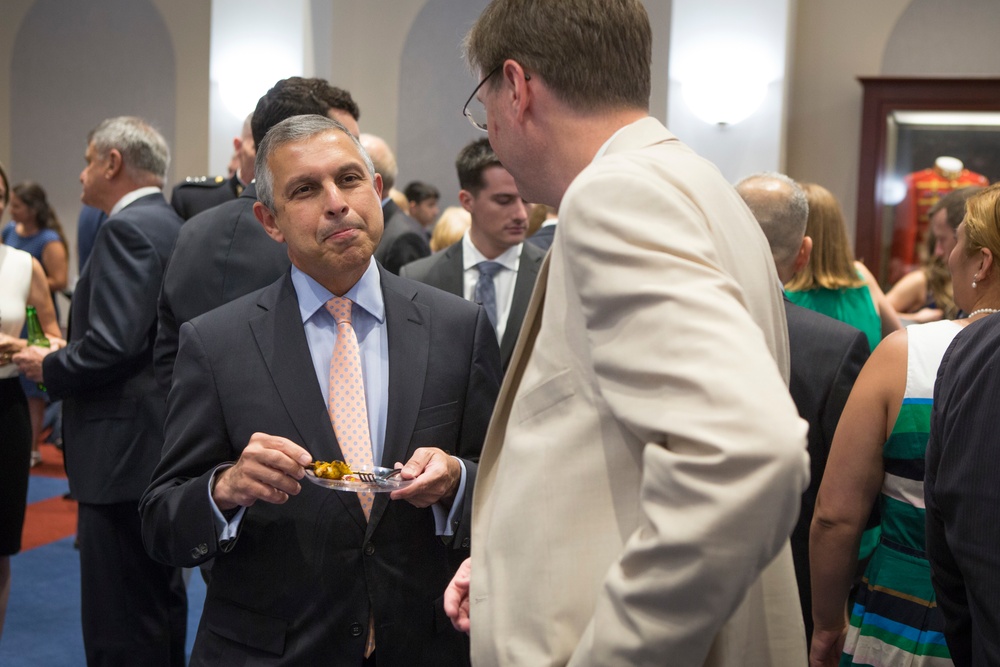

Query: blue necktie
474;261;503;335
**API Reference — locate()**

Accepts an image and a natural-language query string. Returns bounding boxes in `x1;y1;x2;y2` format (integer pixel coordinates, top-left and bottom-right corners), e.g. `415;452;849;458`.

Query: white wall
666;0;792;183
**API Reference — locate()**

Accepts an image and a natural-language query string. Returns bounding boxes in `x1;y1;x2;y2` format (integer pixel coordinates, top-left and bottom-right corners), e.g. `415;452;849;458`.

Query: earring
973;275;979;289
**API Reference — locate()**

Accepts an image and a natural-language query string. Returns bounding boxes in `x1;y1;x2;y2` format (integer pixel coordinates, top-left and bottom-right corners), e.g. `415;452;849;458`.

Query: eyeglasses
463;64;501;132
462;64;530;132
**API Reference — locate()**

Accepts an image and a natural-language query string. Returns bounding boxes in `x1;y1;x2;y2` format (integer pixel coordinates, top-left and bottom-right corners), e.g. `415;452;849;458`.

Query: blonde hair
962;182;1000;261
786;183;864;291
430;206;471;252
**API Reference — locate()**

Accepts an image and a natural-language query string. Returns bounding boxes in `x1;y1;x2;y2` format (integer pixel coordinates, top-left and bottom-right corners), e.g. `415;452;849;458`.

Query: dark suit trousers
78;502;187;667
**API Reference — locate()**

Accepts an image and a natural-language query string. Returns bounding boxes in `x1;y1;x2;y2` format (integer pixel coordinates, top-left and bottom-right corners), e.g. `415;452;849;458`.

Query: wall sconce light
682;76;768;126
215;47;298;120
675;39;775;126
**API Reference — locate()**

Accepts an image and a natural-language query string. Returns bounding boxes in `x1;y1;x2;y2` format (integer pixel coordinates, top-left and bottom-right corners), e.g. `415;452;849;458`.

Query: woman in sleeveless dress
2;182;68;466
809;186;1000;666
0;162;63;640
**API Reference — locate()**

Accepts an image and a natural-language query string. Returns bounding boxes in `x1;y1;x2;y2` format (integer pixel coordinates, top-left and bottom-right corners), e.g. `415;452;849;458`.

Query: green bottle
25;305;50;392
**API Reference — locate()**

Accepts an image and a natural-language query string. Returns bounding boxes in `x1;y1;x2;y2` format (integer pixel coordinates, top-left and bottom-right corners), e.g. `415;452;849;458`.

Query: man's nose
323;183;348;214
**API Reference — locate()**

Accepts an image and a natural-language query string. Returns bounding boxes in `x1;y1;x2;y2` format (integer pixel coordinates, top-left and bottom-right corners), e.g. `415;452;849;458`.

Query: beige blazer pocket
515;369;576;424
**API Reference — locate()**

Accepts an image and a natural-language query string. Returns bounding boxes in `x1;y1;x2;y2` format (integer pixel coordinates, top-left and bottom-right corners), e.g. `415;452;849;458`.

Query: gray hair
88;116;169;185
255;114;375;210
735;172;809;269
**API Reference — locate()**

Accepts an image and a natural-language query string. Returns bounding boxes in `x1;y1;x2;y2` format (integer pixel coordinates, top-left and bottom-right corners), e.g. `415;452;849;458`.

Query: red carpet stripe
22;443;78;551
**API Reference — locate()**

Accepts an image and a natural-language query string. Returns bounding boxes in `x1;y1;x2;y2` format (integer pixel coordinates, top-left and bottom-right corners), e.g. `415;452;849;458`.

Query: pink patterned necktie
325;296;377;657
325;296;375;519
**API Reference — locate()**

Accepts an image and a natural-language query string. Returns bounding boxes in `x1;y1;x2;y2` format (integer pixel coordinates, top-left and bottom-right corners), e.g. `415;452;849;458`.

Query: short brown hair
465;0;651;112
456;138;502;194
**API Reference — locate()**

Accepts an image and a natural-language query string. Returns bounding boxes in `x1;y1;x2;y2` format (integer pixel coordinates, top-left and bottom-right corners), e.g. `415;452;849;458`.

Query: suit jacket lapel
436;243;465;297
500;244;543;366
368;269;430;531
250;275;366;528
474;252;550;516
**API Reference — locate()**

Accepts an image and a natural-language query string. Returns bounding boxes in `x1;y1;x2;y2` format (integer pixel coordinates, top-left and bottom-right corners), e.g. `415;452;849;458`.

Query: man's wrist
211;468;239;512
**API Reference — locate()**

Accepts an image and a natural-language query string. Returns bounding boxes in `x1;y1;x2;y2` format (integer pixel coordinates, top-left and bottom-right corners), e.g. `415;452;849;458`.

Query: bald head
359;133;397;193
736;172;809;282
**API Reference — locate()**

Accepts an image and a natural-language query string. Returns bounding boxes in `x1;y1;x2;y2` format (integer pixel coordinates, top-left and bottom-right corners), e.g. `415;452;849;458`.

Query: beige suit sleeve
561;162;809;666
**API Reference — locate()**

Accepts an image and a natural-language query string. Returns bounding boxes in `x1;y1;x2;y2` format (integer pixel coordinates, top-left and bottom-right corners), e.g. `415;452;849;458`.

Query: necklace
968;308;1000;318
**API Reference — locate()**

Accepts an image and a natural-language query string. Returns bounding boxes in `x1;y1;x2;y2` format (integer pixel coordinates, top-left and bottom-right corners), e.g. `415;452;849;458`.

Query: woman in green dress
786;183;901;352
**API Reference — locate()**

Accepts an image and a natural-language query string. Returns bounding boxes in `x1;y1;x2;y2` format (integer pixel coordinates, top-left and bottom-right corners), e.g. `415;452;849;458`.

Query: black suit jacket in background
784;299;869;640
170;174;242;220
399;240;545;372
155;183;290;391
374;200;431;275
43;193;182;504
926;315;1000;667
140;267;501;666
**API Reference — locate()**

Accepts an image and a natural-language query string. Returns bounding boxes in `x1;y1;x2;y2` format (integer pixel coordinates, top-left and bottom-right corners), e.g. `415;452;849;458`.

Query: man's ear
458;189;475;213
105;149;123;179
373;173;383;200
792;236;813;275
253;201;284;243
501;59;532;124
232;136;242;153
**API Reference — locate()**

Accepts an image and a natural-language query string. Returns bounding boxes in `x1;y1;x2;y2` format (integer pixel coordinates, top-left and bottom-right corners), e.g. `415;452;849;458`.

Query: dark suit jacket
926;315;1000;667
526;223;556;251
784;299;869;640
374;200;431;275
140;267;501;666
399;240;545;371
43;193;182;504
170;174;242;220
155;183;290;391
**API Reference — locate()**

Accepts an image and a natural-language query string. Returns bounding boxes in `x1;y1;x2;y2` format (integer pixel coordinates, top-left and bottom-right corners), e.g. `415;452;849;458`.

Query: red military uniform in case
891;164;988;283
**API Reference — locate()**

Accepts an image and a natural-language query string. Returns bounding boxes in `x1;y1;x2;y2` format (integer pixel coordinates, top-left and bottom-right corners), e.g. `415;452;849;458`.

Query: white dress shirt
461;232;522;343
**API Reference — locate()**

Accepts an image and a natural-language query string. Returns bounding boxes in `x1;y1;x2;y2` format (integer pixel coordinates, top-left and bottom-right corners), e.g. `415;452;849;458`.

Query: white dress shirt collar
461;231;521;272
109;186;161;217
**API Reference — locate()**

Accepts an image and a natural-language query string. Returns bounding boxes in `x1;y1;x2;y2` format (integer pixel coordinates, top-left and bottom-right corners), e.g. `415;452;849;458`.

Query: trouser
77;501;187;667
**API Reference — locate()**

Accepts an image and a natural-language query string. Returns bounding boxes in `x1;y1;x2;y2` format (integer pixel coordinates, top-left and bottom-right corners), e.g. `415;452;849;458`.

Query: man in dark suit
737;172;870;642
363;134;431;274
16;116;187;666
401;138;544;371
140;114;500;666
154;77;362;391
926;313;1000;666
168;114;254;220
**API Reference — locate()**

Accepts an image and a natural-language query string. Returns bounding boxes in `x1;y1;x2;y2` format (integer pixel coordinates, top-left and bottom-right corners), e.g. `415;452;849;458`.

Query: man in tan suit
444;1;811;665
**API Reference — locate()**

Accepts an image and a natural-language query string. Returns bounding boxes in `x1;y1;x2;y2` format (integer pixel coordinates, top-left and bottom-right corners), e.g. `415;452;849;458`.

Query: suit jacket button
189;544;206;559
349;622;364;637
364;542;375;556
461;537;470;548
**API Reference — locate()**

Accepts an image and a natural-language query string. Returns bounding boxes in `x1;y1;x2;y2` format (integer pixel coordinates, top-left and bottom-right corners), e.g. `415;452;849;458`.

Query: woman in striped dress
808;200;1000;666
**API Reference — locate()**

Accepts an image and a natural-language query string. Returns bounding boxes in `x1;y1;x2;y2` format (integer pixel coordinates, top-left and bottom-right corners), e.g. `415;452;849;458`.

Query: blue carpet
1;480;206;664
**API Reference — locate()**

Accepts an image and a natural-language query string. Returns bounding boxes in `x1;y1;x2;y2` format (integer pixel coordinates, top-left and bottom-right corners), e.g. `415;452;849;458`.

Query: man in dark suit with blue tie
16;116;187;666
736;172;870;643
401;138;544;372
140;114;501;666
